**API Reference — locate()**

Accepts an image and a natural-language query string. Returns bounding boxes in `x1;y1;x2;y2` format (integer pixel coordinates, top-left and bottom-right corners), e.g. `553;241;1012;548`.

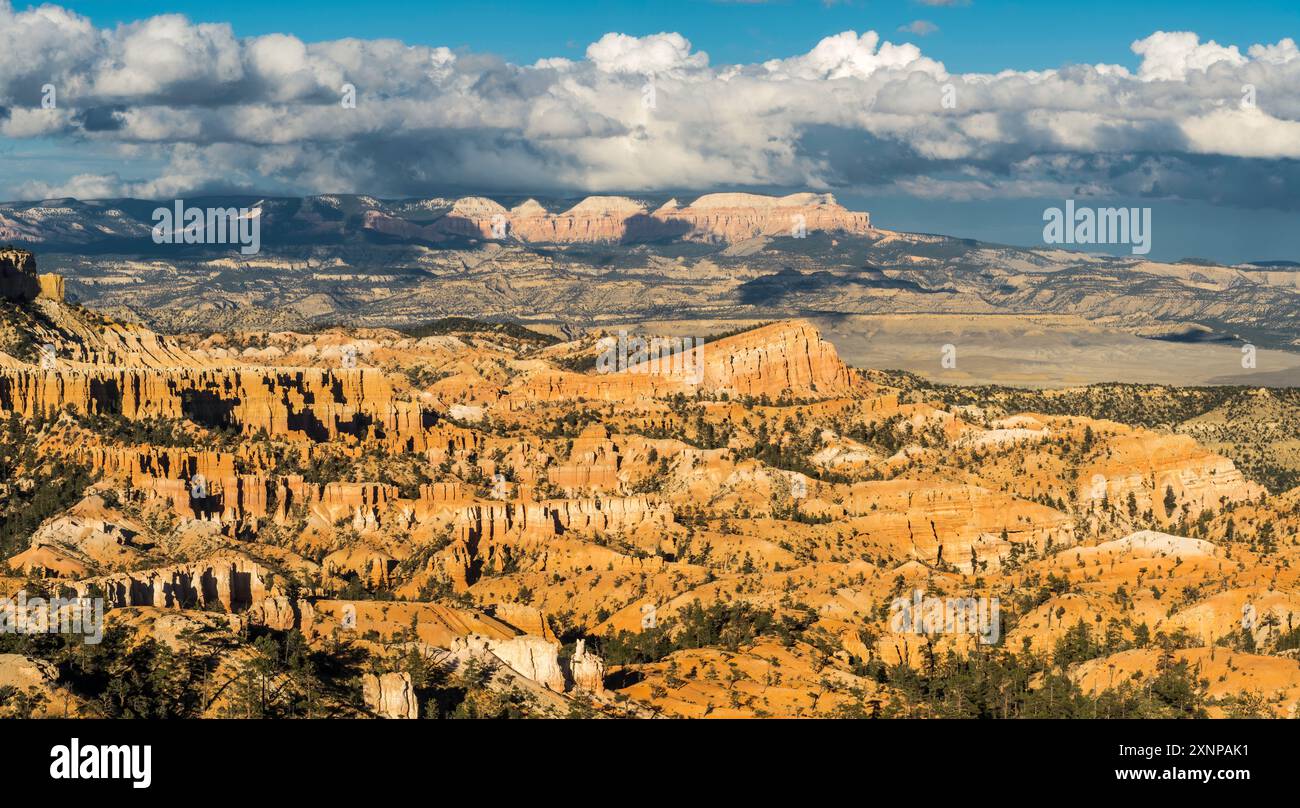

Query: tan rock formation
0;654;64;716
362;672;419;719
450;634;565;692
1078;432;1265;521
72;552;272;612
0;654;58;691
1168;587;1300;648
1073;648;1300;718
38;273;64;302
0;365;440;449
693;319;857;397
512;320;857;403
304;600;518;646
840;479;1076;571
438;495;674;586
8;498;146;577
548;424;623;490
568;638;606;694
245;594;309;631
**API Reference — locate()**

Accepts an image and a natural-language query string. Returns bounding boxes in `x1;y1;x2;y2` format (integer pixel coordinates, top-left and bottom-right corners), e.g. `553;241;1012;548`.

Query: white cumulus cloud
0;2;1297;212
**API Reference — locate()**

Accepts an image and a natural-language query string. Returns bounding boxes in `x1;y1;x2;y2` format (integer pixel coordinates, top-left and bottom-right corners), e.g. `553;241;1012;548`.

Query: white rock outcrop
362;672;419;719
568;639;607;695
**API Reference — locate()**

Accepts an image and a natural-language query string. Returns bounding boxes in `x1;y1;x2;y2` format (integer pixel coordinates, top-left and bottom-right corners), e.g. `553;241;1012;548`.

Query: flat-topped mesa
657;192;871;243
508;196;650;243
434;192;871;244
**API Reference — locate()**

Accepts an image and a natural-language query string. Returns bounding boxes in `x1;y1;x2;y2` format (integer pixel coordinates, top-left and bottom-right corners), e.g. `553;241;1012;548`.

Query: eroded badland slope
2;248;1298;719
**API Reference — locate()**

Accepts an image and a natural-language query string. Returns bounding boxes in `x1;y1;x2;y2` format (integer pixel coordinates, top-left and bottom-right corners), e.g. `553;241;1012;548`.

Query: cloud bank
1;1;1298;210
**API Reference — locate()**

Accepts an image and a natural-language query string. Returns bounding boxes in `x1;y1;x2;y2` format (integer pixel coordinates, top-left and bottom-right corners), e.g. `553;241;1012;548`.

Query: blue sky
59;0;1300;72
